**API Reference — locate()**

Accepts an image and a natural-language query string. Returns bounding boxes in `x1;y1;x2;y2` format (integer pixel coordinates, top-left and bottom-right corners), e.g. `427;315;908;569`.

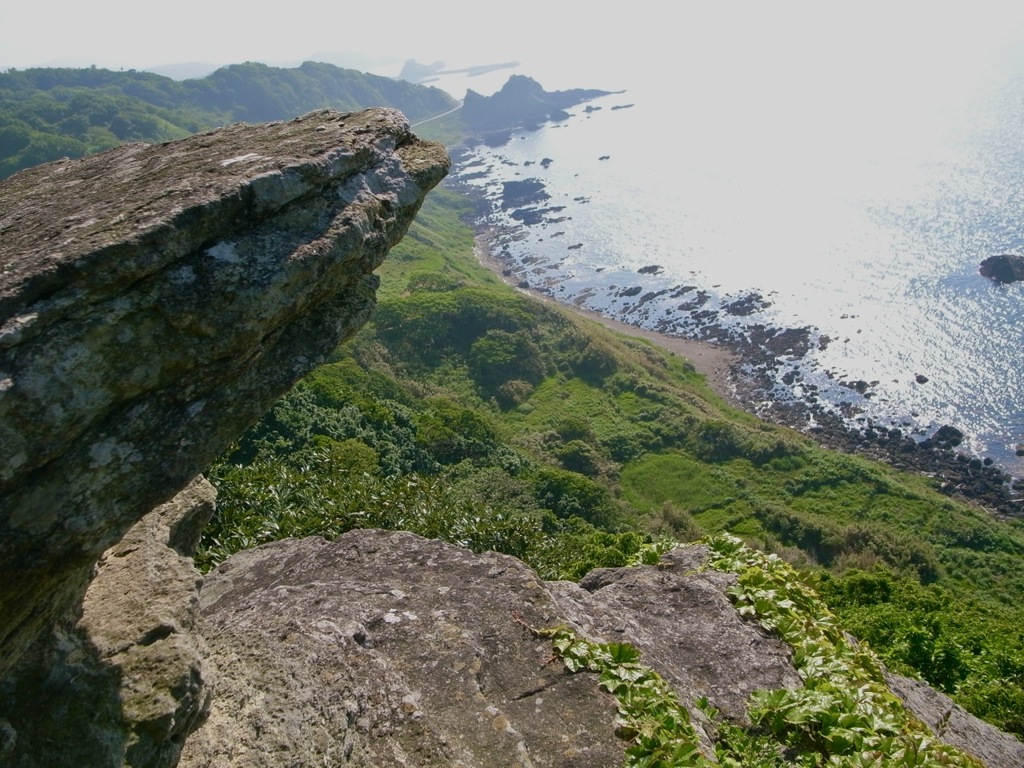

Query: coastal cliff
0;108;449;765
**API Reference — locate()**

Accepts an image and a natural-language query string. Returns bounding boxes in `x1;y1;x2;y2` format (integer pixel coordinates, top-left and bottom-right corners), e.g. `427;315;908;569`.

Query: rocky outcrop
979;254;1024;284
462;75;612;133
179;531;1024;767
179;532;797;767
884;671;1024;768
0;108;449;681
0;477;215;767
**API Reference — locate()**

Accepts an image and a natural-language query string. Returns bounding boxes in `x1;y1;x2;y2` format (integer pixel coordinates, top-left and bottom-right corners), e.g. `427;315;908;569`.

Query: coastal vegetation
201;187;1024;739
531;535;985;766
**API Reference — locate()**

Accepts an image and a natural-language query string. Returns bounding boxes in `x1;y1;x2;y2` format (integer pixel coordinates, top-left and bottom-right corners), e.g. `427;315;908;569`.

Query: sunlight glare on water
437;6;1024;473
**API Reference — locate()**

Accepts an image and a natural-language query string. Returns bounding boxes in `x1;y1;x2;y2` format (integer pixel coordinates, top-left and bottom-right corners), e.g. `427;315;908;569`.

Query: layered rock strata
179;531;1024;767
0;108;449;679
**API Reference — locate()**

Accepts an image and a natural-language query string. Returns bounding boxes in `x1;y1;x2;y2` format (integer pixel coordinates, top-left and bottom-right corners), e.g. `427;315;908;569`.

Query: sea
417;21;1024;476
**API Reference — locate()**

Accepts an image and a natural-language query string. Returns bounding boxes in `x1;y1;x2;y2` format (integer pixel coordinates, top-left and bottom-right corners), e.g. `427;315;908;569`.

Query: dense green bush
815;567;1024;735
414;398;499;465
531;467;619;529
200;449;662;582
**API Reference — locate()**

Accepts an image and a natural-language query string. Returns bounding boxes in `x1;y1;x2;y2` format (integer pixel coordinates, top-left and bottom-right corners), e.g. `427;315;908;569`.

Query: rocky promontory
462;75;613;134
0;107;449;763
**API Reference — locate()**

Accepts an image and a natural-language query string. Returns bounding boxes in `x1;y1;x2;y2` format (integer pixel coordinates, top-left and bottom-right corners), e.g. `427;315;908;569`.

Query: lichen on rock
0;107;449;685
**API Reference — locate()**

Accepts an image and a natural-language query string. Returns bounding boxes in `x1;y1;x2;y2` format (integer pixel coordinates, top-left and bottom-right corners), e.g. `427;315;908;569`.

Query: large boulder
178;532;800;766
179;531;1024;767
0;477;216;767
0;108;448;678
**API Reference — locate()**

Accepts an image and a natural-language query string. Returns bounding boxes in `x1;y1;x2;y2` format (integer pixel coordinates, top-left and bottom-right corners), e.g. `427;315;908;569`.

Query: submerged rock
979;254;1024;284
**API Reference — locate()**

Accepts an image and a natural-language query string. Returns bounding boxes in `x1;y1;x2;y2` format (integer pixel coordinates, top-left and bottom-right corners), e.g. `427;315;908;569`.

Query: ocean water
424;22;1024;475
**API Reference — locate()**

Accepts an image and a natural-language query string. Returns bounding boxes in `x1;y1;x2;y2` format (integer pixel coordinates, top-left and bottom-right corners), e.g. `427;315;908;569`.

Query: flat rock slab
180;532;800;767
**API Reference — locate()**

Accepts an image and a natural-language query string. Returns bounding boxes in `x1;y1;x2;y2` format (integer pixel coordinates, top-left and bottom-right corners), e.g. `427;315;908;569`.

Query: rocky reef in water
980;254;1024;284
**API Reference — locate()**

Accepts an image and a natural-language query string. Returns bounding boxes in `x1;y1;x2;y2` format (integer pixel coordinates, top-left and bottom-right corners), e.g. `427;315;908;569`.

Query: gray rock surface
180;531;623;767
0;108;449;677
0;476;216;767
181;532;1023;767
552;545;802;727
979;253;1024;283
180;532;800;767
885;671;1024;768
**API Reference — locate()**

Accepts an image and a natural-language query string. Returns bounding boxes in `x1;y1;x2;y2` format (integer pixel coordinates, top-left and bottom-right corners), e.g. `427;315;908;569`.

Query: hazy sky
0;0;627;74
3;1;1024;97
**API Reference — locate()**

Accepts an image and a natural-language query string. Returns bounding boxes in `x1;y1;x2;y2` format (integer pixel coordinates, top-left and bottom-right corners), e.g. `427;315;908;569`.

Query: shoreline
473;236;745;408
472;233;1024;519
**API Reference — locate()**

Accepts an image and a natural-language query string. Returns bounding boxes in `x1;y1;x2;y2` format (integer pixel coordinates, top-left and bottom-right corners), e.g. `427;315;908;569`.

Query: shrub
532;467;618;529
555;439;604;476
495;379;534;408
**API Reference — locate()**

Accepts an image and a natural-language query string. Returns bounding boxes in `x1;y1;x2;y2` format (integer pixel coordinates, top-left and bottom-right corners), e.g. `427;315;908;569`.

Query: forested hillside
0;61;455;178
202;188;1024;740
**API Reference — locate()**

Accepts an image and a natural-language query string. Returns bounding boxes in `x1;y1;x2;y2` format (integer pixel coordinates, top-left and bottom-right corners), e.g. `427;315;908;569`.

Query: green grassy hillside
0;62;455;178
202;188;1024;738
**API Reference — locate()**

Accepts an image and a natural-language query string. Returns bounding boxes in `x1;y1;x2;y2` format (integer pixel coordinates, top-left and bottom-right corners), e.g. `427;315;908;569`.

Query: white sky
0;0;605;73
3;1;1024;97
